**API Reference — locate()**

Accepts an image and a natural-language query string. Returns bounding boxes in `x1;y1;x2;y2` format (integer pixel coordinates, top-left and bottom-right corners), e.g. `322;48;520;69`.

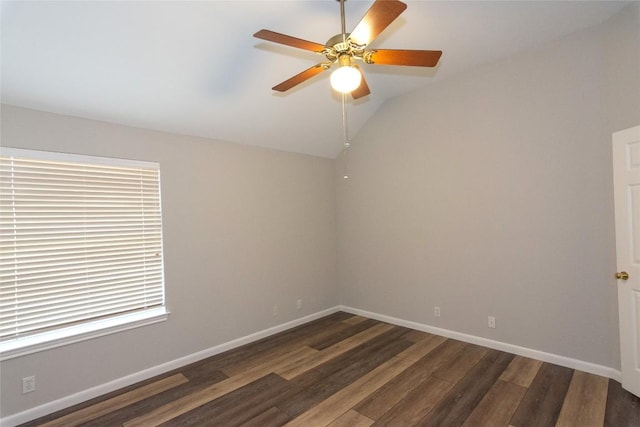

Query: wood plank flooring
21;312;640;427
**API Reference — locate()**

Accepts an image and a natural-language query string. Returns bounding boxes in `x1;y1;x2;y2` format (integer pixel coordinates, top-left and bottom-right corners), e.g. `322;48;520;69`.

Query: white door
613;125;640;397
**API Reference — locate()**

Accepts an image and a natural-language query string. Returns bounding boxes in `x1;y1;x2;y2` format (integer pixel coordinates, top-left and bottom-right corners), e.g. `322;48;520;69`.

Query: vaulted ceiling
1;1;630;158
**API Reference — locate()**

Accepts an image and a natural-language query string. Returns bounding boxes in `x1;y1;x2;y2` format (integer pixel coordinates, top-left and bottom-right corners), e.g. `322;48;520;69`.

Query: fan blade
272;64;330;92
349;0;407;47
366;49;442;67
351;66;370;100
254;29;327;53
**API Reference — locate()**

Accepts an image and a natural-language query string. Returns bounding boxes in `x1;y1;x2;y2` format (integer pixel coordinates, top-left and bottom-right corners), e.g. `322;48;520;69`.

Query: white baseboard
0;307;339;427
2;304;622;427
338;305;622;382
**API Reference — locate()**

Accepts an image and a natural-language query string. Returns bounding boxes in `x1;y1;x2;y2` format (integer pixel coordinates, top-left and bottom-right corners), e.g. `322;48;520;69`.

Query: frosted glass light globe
330;65;362;93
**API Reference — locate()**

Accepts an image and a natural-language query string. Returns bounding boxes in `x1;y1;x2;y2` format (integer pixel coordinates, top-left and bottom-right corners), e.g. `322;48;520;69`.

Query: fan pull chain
342;93;350;180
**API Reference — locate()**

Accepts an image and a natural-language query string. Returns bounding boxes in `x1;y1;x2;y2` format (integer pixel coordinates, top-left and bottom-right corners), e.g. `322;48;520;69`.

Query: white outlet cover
22;376;35;394
488;316;496;329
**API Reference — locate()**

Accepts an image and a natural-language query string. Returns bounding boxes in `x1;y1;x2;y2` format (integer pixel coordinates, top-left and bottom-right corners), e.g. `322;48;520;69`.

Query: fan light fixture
330;55;362;93
254;0;442;98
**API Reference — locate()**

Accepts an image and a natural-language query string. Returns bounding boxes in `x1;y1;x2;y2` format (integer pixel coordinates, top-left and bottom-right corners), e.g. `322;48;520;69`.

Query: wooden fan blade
351;66;370;100
272;64;330;92
367;49;442;67
349;0;407;47
254;29;327;53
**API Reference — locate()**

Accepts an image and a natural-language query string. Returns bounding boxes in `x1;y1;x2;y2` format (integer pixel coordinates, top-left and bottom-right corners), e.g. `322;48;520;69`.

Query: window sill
0;307;169;361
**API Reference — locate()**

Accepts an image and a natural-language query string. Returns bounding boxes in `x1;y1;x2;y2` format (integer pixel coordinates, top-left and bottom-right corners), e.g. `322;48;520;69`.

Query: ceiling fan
253;0;442;99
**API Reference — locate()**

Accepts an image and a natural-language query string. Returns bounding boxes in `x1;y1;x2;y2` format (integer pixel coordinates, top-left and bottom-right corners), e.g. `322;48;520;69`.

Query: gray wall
0;105;339;416
336;3;639;370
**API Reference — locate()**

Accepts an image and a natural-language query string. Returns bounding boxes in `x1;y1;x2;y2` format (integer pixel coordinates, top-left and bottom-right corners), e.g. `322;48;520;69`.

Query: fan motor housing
326;33;350;52
325;33;367;63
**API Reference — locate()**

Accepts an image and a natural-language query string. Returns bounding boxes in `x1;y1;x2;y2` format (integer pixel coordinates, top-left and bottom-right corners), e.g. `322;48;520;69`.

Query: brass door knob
616;271;629;280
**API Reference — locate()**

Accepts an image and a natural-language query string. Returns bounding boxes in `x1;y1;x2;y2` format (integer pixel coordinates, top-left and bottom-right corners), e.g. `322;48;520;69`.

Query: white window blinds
0;148;165;345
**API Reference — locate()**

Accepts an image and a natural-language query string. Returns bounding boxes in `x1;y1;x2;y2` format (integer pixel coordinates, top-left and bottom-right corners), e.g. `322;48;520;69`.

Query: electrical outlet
22;376;35;394
296;299;302;310
272;305;279;316
488;316;496;329
434;306;441;317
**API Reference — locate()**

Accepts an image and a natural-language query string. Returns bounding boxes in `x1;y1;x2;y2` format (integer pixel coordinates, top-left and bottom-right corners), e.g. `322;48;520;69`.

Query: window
0;148;167;360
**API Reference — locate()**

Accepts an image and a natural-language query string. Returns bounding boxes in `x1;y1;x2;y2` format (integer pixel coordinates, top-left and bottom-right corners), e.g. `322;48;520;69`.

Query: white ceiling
1;1;630;158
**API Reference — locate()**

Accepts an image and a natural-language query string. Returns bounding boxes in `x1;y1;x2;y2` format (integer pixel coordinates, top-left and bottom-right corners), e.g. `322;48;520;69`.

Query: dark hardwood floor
21;312;640;426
